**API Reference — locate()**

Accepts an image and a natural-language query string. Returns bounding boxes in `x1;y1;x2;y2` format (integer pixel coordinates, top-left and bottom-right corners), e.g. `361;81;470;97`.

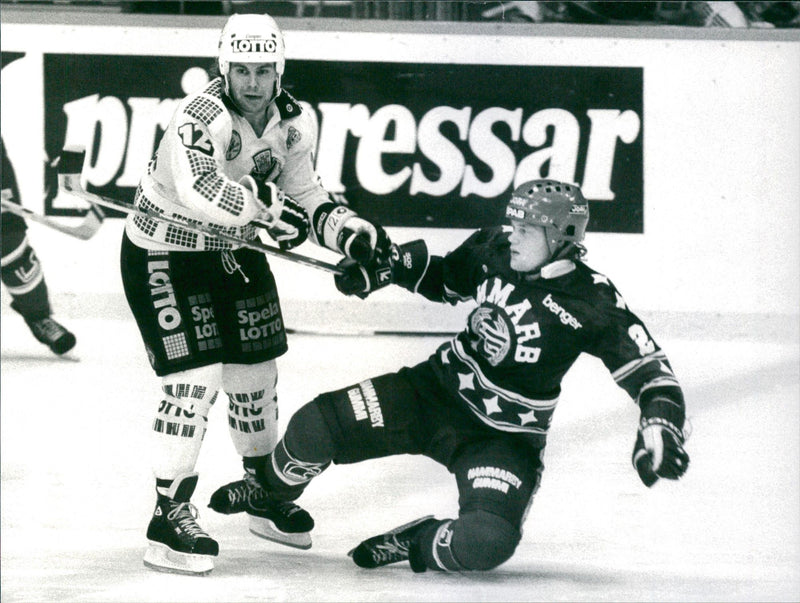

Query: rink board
1;12;798;320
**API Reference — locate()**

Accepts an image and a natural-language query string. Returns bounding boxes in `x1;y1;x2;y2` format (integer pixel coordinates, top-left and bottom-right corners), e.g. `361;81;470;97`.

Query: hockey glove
334;240;429;299
312;202;391;264
241;175;310;250
632;392;690;487
334;257;392;299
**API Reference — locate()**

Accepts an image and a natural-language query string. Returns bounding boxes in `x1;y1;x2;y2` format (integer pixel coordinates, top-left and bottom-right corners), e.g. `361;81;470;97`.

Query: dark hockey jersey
419;227;682;446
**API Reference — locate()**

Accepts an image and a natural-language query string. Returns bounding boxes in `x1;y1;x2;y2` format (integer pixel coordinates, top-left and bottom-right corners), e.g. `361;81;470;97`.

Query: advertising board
42;54;642;232
2;14;798;319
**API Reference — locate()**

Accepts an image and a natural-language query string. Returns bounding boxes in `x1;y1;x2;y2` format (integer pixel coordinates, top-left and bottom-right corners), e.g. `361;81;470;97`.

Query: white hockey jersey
125;78;330;252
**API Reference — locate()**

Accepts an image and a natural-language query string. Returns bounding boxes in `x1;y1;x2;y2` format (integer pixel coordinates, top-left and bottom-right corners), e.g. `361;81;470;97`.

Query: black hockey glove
334;256;392;299
241;175;310;250
312;202;391;264
632;393;690;487
334;239;429;299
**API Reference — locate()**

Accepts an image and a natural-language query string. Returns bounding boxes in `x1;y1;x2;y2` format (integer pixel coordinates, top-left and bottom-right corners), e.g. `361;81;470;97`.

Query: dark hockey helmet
505;180;590;249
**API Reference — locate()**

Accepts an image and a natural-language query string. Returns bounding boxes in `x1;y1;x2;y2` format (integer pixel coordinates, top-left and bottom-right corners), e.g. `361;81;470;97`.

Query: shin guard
224;361;279;458
151;365;220;478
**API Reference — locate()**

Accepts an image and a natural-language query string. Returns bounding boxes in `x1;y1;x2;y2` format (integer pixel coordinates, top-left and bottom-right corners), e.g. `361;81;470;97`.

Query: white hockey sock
224;361;279;458
151;365;221;480
226;390;278;457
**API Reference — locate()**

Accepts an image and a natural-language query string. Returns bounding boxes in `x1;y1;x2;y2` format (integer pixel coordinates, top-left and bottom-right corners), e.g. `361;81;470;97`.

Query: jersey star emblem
592;274;610;286
440;348;450;364
458;372;475;391
518;409;538;425
615;292;627;309
483;395;502;415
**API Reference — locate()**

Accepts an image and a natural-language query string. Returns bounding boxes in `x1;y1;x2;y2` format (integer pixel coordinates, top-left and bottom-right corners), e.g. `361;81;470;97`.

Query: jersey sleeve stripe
611;351;669;382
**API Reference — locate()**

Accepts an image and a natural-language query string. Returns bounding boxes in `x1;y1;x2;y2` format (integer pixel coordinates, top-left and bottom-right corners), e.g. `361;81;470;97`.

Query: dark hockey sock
409;519;464;573
283;399;337;462
412;511;520;572
3;249;51;320
252;401;334;500
252;438;331;501
10;284;51;321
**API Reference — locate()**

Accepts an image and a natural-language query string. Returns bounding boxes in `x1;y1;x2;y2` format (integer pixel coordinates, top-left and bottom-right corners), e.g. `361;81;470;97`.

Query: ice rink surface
2;311;799;602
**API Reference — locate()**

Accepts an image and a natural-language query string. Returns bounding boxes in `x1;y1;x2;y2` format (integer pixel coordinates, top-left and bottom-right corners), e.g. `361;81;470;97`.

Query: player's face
508;221;551;272
228;62;278;114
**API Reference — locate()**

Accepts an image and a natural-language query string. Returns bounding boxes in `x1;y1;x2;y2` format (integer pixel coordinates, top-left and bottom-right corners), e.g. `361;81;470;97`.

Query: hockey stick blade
0;195;104;240
58;173;344;275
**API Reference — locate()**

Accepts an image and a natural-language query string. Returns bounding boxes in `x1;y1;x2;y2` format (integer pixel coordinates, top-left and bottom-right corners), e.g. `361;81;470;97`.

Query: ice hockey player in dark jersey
232;179;690;573
1;137;76;355
122;13;391;575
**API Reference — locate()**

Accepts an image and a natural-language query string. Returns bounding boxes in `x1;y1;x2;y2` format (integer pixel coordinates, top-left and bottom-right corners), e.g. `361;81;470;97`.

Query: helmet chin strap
545;226;565;258
551;242;577;263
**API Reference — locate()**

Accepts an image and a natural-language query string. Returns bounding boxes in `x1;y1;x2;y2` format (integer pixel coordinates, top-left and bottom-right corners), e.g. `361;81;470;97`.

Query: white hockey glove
632;394;690;487
240;175;310;250
312;202;391;264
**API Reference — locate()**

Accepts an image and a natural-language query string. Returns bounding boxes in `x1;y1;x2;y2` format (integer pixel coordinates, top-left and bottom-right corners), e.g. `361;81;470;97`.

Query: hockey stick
57;171;344;275
1;193;105;240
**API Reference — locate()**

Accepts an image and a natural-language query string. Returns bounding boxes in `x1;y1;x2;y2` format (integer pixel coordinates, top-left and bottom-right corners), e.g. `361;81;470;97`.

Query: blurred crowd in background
1;1;799;28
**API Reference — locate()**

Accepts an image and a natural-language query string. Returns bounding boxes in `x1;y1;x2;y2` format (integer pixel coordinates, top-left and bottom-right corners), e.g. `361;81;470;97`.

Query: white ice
2;311;799;602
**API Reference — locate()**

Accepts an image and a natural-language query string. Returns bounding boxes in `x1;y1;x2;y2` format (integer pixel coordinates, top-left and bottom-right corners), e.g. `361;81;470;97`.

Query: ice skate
143;472;218;576
348;516;438;569
208;472;314;550
25;316;76;355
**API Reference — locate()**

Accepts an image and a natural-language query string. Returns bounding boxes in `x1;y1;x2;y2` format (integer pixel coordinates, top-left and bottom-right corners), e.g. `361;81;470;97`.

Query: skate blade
143;542;214;576
249;516;312;550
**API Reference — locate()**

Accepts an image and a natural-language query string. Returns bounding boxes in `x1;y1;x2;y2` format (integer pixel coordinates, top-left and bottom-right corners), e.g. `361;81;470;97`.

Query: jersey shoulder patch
274;90;304;121
280;101;318;154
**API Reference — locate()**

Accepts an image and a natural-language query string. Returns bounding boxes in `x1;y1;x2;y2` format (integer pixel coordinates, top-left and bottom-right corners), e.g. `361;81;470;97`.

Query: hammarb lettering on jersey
346;380;384;427
467;466;523;494
473;277;542;365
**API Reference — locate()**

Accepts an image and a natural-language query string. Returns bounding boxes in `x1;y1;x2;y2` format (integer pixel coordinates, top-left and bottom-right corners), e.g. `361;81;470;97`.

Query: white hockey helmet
218;13;286;91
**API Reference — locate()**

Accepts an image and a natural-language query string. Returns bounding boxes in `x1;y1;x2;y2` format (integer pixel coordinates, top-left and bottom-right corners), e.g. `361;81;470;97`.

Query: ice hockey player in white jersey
120;13;390;575
241;179;690;574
